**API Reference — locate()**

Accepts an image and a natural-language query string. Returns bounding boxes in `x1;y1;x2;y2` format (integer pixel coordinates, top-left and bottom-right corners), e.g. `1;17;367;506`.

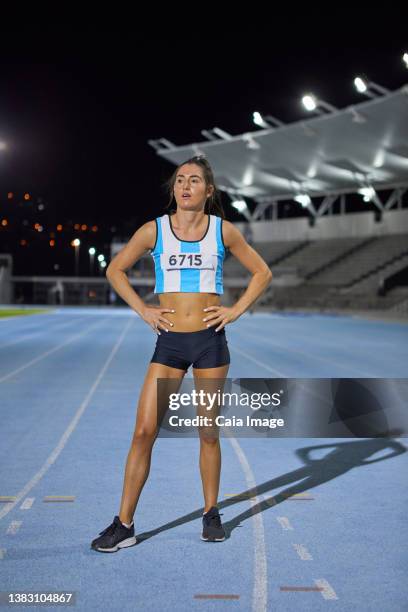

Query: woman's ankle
119;515;134;527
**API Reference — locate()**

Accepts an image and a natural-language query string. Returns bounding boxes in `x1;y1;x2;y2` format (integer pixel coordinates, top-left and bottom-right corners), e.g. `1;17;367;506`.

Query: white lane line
230;344;286;376
276;516;294;530
0;317;109;383
293;543;313;560
0;317;134;522
20;498;35;510
237;325;373;377
314;578;338;600
6;521;22;535
229;342;331;407
0;317;89;349
225;431;267;612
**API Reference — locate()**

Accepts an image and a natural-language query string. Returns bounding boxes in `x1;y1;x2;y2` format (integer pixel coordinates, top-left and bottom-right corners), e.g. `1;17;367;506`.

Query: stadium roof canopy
149;84;408;217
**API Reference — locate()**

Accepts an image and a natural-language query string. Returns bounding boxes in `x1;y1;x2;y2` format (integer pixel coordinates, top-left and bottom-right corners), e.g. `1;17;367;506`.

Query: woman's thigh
193;364;230;440
133;362;187;438
192;364;230;380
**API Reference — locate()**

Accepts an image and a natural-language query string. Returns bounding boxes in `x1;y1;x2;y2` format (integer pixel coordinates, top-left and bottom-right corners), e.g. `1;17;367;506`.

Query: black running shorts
150;326;230;371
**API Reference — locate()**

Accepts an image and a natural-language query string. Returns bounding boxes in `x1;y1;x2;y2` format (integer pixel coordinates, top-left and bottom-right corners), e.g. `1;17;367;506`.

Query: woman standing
91;156;272;552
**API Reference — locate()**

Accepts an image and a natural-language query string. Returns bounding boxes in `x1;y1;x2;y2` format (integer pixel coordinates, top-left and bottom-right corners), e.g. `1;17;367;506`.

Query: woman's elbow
263;267;273;282
256;267;272;284
106;265;125;279
106;265;115;279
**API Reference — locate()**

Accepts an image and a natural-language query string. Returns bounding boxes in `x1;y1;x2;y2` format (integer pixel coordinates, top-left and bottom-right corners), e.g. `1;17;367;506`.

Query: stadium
0;32;407;612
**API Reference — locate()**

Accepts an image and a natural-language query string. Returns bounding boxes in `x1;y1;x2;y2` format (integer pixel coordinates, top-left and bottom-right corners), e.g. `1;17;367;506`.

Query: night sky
1;24;407;275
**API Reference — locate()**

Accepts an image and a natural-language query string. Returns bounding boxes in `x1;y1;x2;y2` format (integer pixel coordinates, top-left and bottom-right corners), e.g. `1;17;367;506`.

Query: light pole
97;254;105;277
88;247;96;276
72;238;80;277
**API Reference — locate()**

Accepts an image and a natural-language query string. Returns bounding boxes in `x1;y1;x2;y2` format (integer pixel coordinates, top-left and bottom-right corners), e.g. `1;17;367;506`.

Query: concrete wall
235;209;408;242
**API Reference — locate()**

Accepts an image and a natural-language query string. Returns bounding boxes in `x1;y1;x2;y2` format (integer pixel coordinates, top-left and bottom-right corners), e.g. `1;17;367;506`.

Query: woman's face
173;163;214;210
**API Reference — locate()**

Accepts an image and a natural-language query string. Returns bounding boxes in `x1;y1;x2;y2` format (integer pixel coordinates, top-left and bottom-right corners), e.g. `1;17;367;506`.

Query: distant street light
72;238;80;276
88;247;96;276
97;253;105;276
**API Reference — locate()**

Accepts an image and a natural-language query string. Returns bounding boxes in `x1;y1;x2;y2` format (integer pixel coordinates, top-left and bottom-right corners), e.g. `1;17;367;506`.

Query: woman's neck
172;209;207;230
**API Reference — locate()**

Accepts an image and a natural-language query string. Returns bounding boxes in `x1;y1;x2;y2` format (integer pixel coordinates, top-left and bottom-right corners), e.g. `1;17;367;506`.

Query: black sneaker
201;506;225;542
91;515;137;553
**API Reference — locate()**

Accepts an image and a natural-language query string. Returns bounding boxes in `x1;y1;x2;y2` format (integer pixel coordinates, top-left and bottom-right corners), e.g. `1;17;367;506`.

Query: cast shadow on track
134;431;406;544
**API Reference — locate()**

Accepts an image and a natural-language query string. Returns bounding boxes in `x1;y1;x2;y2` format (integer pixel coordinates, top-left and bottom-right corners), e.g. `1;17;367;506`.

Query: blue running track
0;307;407;611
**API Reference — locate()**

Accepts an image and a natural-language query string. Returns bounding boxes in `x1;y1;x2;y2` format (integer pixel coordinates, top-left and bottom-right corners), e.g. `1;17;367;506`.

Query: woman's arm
203;221;272;331
105;221;175;334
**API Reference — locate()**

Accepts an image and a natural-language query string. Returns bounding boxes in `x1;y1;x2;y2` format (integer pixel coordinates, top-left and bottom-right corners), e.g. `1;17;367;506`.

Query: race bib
163;253;215;271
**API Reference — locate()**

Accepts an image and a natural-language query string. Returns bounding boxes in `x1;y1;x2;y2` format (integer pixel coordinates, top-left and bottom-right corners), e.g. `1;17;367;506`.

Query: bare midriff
158;292;222;332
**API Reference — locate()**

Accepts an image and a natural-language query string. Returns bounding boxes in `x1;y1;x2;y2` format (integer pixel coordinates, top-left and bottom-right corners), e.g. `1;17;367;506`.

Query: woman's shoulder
146;213;168;229
220;219;244;250
144;214;171;250
219;218;234;235
134;219;157;252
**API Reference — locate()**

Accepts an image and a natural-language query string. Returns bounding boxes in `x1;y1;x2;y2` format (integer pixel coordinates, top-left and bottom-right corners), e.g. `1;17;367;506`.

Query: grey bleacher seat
223;240;306;278
277;237;366;278
347;253;408;294
223;255;249;277
312;233;408;288
253;240;306;264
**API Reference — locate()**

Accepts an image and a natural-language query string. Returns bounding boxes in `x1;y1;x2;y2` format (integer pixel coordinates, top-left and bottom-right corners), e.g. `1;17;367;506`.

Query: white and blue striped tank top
150;213;226;294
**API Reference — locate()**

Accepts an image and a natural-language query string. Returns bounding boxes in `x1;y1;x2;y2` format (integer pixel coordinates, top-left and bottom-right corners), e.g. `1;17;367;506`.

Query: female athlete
91;155;272;552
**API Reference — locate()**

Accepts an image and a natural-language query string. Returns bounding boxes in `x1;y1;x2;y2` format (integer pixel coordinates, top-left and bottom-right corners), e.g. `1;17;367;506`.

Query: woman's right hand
140;306;175;335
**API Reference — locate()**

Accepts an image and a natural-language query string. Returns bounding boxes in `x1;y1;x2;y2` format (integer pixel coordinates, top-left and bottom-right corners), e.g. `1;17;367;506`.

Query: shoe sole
201;535;225;542
91;536;137;553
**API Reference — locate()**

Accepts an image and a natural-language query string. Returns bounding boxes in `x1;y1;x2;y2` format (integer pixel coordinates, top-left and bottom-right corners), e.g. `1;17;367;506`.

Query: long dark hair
162;155;225;219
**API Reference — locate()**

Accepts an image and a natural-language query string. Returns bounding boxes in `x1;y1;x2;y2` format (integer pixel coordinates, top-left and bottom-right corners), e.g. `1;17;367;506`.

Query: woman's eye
176;178;199;184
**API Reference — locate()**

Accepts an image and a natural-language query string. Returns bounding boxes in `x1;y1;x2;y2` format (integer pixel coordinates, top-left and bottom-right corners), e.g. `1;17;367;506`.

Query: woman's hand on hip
202;305;240;332
141;306;175;335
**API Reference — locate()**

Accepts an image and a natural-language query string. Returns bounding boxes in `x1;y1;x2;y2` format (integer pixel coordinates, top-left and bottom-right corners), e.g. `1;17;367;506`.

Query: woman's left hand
202;305;240;332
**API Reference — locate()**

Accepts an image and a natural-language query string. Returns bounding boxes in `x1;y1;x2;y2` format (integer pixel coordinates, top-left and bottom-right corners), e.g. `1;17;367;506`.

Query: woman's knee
199;433;220;447
131;427;157;447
